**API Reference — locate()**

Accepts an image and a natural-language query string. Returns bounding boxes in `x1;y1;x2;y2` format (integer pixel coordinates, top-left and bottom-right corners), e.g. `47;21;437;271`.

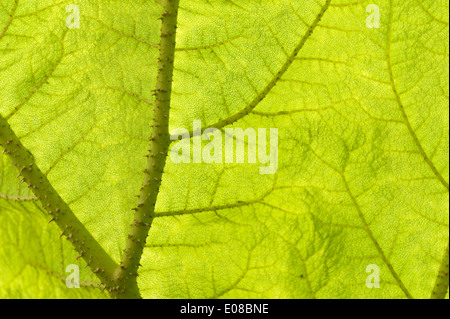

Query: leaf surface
0;0;448;298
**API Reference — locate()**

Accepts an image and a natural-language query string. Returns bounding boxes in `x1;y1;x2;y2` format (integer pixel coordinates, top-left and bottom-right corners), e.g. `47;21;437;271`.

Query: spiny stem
0;115;118;289
112;0;180;299
431;244;449;299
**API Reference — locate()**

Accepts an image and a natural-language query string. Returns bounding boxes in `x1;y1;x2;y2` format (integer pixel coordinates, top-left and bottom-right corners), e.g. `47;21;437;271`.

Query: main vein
112;0;180;299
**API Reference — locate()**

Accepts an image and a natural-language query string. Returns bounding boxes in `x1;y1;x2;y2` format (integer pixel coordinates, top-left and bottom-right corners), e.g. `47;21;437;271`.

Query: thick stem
0;115;118;289
431;244;449;299
112;0;180;299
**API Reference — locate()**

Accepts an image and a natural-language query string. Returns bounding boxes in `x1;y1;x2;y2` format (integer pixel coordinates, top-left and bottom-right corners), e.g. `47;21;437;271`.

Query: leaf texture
0;0;448;299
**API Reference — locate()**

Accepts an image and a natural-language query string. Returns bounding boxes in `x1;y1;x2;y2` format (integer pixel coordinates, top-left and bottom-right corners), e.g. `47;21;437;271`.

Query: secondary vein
170;0;331;140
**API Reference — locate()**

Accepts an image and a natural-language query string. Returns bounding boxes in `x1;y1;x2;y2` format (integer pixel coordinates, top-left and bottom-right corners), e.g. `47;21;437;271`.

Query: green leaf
0;0;448;299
